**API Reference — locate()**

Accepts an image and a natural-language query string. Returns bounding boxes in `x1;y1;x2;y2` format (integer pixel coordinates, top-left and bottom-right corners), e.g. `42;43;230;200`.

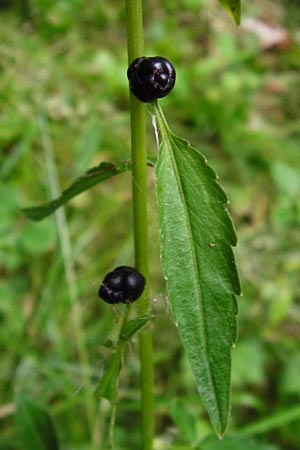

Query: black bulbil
127;56;176;103
99;266;146;305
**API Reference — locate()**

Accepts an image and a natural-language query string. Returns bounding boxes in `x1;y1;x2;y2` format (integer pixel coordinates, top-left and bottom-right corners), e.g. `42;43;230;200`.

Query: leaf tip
218;0;241;26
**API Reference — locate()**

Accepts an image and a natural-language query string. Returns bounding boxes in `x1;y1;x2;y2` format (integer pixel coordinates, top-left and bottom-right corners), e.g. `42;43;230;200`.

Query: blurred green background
1;0;300;449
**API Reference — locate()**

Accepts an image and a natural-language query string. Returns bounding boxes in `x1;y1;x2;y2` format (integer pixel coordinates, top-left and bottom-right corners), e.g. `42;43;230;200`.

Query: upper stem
125;1;154;449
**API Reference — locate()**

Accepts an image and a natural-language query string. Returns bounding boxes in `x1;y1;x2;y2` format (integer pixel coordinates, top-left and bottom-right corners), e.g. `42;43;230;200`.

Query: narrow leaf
94;346;123;401
21;161;129;221
15;394;59;450
154;103;240;436
22;157;156;221
218;0;241;25
120;315;151;341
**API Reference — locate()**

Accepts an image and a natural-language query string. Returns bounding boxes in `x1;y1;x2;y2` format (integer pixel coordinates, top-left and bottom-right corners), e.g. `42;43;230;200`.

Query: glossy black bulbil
127;56;176;103
99;266;146;305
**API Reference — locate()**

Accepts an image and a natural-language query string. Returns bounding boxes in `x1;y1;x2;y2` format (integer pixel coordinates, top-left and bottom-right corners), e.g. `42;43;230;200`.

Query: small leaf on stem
120;315;152;341
22;161;128;221
21;157;156;222
94;346;123;402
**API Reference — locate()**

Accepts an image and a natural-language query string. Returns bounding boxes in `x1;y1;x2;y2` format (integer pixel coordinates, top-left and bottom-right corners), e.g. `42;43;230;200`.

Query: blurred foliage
1;0;300;449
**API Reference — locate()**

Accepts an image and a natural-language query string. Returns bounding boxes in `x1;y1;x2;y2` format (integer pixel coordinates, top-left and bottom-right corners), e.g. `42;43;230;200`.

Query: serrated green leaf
154;103;240;436
22;157;156;221
120;315;151;341
218;0;241;25
15;394;59;450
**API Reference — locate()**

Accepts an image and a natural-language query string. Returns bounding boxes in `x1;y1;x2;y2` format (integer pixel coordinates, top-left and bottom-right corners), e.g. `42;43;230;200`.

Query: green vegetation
1;1;300;449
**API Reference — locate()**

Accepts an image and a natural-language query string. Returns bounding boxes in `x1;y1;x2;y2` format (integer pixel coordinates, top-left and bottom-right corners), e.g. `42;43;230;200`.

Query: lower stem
129;92;154;450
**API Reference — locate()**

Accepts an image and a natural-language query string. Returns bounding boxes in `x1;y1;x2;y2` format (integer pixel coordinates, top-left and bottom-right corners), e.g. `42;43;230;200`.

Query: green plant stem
108;341;125;450
125;1;154;449
108;306;131;450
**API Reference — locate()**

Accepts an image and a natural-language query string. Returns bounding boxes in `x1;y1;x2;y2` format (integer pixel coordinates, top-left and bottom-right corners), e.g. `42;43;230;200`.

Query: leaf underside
218;0;241;25
154;105;240;436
